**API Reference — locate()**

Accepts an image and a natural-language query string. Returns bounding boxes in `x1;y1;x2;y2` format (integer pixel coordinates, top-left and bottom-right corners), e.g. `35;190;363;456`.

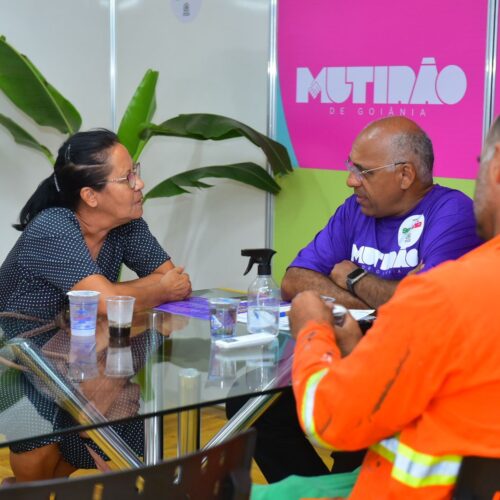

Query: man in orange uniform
252;120;500;498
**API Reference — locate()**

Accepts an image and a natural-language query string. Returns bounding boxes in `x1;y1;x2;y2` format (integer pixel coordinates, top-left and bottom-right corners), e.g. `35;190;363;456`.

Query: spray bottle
242;249;280;336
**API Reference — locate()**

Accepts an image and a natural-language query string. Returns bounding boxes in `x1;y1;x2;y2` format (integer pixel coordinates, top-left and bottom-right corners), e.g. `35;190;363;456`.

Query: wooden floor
0;407;268;484
0;406;332;485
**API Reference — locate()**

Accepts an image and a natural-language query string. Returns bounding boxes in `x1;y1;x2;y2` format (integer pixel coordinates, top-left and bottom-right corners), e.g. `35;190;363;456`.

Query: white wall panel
0;0;270;292
116;0;269;290
0;0;110;259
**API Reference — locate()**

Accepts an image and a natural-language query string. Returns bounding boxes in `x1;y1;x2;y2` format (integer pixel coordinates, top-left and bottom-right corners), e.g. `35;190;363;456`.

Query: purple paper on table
154;296;211;320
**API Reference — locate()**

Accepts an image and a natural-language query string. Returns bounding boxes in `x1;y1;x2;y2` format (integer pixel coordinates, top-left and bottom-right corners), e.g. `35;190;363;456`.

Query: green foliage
142;114;293;177
0;113;53;163
0;36;81;134
144;162;281;200
117;69;159;161
0;35;292;199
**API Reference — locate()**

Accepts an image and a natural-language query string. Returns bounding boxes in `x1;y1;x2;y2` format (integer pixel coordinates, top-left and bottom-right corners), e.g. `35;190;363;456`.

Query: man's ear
400;162;416;190
80;187;98;208
491;143;500;185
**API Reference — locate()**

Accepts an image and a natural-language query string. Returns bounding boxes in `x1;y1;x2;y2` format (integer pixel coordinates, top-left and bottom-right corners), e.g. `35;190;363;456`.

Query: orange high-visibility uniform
292;235;500;499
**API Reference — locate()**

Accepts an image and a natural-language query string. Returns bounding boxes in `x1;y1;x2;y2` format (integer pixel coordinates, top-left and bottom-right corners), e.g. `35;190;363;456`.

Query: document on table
155;297;375;331
237;302;291;330
237;304;375;331
348;309;376;321
154;296;211;320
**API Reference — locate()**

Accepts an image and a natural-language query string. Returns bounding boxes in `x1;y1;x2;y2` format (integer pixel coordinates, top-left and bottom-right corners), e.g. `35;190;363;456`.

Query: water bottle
242;249;280;336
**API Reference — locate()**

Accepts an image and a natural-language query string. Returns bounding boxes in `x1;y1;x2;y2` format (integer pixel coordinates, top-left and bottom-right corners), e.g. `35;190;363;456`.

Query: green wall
273;169;476;284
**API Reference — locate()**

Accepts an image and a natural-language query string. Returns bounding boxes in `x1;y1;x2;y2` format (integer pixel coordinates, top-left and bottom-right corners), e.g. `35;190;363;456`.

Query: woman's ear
400;162;416;190
80;187;98;208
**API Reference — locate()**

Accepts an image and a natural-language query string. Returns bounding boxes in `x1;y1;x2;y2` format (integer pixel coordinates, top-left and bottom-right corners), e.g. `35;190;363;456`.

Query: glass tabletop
0;289;294;450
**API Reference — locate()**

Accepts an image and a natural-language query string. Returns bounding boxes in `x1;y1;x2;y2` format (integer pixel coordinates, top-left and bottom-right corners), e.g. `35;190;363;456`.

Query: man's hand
289;291;334;338
330;260;359;290
334;313;363;357
160;266;192;301
289;291;363;356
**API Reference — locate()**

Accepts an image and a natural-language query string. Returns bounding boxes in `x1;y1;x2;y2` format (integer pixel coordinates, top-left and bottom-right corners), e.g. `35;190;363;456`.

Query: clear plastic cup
245;338;279;390
104;296;135;378
106;296;135;348
208;298;240;339
105;346;134;378
67;291;100;337
68;335;98;382
206;344;237;388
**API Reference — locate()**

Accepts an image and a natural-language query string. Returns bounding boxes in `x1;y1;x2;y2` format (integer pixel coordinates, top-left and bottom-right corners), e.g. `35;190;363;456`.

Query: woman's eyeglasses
99;163;141;189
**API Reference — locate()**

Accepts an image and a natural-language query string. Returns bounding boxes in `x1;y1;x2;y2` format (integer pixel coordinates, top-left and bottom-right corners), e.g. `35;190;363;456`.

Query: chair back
0;429;256;500
453;456;500;500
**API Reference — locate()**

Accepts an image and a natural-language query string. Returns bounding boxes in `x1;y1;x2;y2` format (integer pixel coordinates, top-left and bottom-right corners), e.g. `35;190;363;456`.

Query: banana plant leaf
117;69;159;161
144;162;281;201
141;113;293;176
0;113;54;163
0;36;81;134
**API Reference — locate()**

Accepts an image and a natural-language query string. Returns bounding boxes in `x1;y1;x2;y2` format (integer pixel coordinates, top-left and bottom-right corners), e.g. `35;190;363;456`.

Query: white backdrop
0;0;270;291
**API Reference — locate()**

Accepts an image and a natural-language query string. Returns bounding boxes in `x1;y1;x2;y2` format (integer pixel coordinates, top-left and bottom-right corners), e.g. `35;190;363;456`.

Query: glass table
0;290;294;469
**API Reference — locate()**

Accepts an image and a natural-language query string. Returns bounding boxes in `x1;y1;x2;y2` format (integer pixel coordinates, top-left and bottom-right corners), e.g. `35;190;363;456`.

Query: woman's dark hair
14;129;119;231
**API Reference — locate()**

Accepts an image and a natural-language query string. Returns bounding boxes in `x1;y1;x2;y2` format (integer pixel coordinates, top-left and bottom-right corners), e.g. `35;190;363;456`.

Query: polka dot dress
0;207;170;322
0;207;170;468
2;368;146;469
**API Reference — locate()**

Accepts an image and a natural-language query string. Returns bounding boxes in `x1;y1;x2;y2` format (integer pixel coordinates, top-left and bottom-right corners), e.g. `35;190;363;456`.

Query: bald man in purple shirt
281;117;482;309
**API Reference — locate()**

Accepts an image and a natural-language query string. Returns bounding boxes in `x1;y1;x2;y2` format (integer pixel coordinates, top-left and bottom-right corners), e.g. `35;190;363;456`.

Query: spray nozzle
242;248;276;276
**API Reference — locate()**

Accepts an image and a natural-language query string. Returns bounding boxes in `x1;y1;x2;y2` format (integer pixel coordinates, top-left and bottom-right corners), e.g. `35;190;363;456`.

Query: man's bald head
482;115;500;164
355;117;434;186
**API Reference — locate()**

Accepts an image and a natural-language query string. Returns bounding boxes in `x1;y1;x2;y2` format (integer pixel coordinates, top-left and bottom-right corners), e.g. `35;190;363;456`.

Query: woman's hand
160;266;192;301
73;261;192;312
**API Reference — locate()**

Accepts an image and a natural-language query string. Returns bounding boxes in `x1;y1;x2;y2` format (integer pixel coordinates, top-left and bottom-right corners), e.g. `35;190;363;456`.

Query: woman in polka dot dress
0;129;192;482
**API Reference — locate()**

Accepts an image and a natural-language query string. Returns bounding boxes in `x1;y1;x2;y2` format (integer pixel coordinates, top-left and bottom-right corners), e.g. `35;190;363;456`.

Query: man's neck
394;183;434;217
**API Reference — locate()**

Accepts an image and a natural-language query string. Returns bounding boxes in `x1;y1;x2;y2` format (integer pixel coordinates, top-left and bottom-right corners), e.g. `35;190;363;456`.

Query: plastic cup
106;296;135;348
105;346;134;378
67;291;100;337
245;339;279;390
208;298;240;339
68;335;98;382
206;344;237;388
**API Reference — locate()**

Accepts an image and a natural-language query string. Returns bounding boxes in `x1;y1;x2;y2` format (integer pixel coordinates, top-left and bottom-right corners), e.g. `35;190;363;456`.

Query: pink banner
494;29;500;119
278;1;488;179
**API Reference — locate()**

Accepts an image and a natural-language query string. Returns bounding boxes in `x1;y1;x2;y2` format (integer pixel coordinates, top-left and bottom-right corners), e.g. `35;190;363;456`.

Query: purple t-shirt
290;185;482;280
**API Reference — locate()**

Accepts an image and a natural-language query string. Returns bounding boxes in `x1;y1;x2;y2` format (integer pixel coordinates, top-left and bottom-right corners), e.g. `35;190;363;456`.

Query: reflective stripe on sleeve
300;367;332;449
370;436;399;463
392;442;461;488
371;436;461;488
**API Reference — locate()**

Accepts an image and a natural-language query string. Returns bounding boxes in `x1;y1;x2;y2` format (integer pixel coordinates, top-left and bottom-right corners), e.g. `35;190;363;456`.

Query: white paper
238;306;374;332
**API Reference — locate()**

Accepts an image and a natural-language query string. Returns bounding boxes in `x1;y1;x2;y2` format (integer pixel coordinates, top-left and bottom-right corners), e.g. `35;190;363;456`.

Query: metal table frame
8;336;292;468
